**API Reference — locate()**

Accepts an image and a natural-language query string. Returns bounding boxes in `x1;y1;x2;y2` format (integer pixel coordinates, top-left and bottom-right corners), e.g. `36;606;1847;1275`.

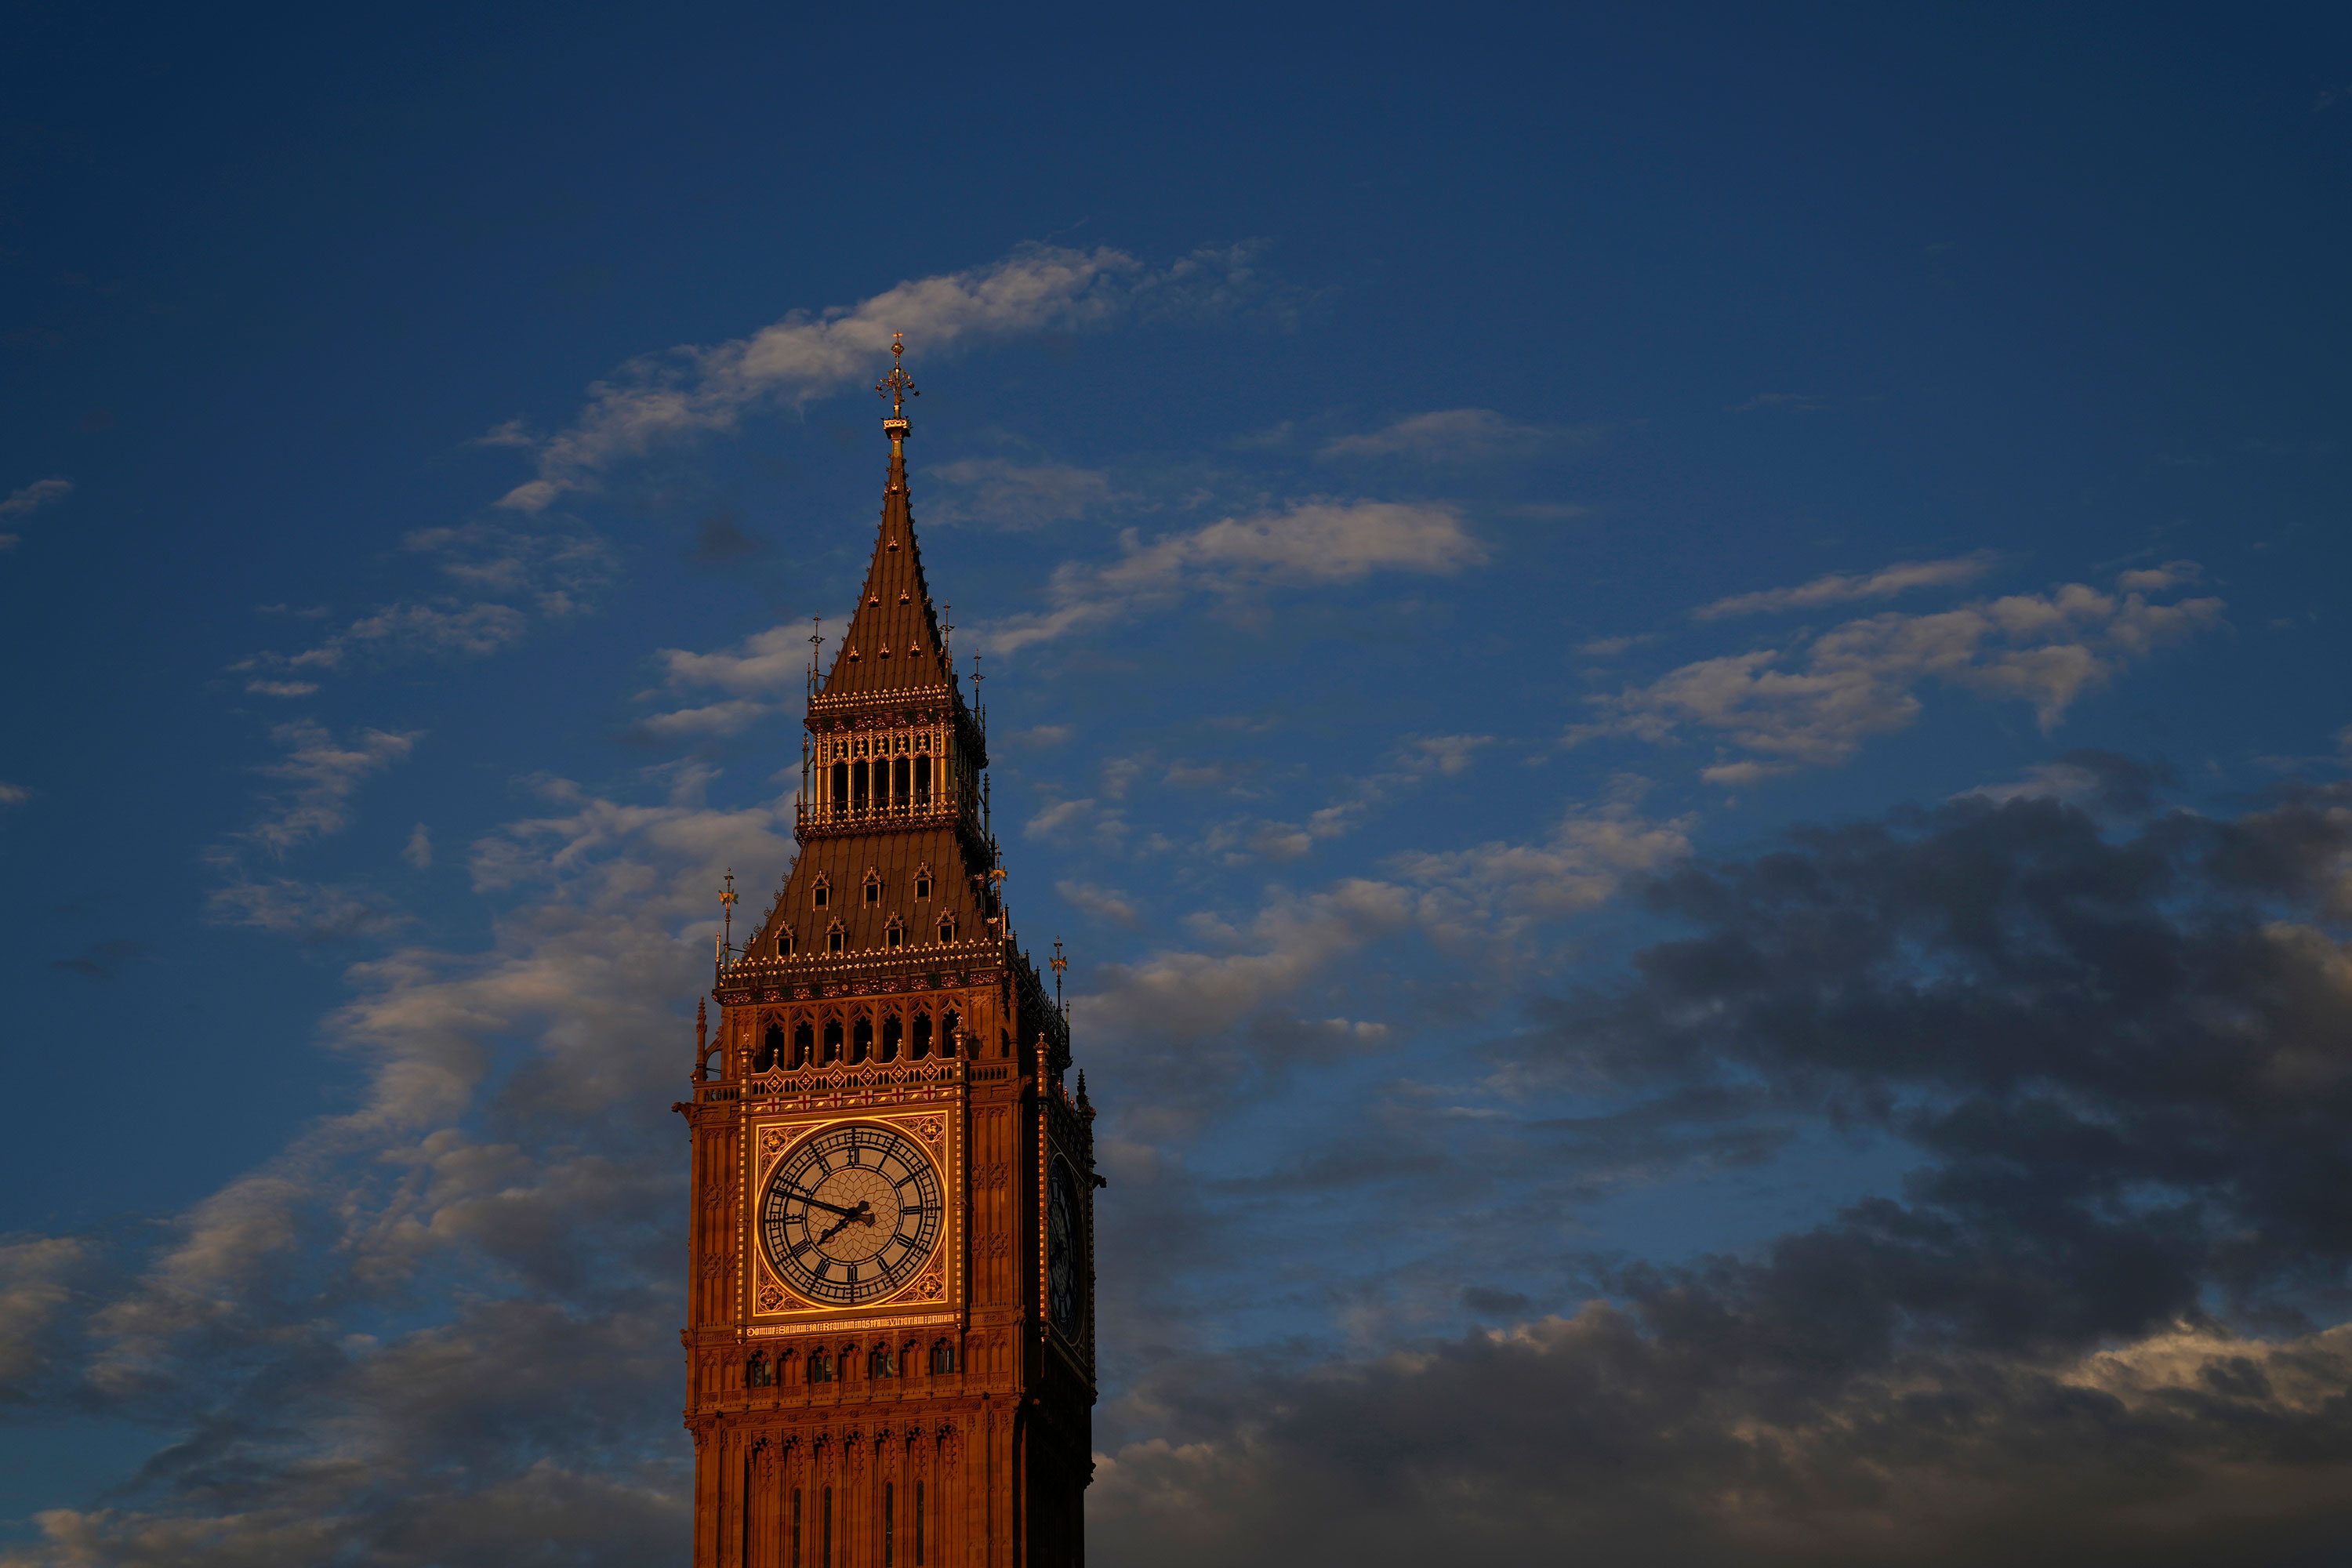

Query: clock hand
783;1187;869;1221
815;1201;876;1244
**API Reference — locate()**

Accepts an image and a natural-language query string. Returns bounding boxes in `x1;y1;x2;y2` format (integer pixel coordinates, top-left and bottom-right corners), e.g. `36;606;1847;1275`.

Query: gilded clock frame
742;1105;964;1326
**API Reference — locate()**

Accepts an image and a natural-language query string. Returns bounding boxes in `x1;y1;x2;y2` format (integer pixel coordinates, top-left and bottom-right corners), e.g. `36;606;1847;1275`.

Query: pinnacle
818;437;955;699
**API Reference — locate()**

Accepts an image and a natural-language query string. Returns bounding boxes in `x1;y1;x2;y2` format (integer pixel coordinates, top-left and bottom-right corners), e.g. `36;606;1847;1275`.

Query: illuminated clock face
1047;1156;1081;1338
760;1124;943;1308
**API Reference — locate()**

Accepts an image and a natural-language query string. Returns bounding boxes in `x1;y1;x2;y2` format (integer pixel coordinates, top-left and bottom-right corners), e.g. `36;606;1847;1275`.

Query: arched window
829;761;848;815
807;1350;831;1384
915;755;932;805
863;873;881;906
914;866;931;900
940;1009;959;1059
778;928;794;956
880;1014;902;1063
928;1341;956;1375
828;921;844;954
822;1018;843;1065
937;913;956;944
851;760;869;812
756;1024;782;1074
886;919;904;949
812;878;829;909
851;1018;873;1065
869;1345;895;1378
911;1014;932;1060
791;1021;813;1069
892;756;910;808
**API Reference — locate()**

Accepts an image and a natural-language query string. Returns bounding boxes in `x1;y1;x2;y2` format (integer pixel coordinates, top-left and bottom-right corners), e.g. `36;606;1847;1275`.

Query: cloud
236;523;613;680
1575;572;2224;777
0;477;72;517
1319;408;1602;462
49;939;147;980
1692;553;2000;619
232;721;422;858
403;824;433;869
0;477;71;550
2;775;788;1563
1090;1311;2352;1568
205;879;412;942
1088;782;2352;1566
1058;880;1142;929
1729;390;1828;412
1392;796;1693;938
985;499;1482;652
924;459;1113;528
627;699;782;741
495;243;1280;512
649;625;808;697
244;678;320;697
0;782;31;807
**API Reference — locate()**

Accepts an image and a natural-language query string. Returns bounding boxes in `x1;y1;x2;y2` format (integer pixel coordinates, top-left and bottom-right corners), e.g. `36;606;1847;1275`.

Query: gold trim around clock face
746;1109;958;1323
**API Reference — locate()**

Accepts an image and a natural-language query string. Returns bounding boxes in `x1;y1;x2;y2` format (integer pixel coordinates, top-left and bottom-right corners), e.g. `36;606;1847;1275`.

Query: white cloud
1576;572;2225;778
1058;880;1142;929
1691;552;1998;619
0;477;72;517
649;625;808;697
495;243;1276;512
1392;795;1692;938
1319;409;1599;462
630;699;782;740
985;499;1482;653
403;824;434;869
245;679;321;697
234;721;423;858
206;878;412;941
924;459;1114;528
236;524;612;680
0;782;31;808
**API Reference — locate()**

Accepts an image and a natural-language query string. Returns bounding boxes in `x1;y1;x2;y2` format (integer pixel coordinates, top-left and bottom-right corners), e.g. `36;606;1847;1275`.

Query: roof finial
877;332;919;422
718;868;739;963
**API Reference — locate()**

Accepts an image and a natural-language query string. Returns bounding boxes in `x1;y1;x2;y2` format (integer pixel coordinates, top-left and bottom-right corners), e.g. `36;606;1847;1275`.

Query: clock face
760;1123;944;1308
1047;1156;1081;1339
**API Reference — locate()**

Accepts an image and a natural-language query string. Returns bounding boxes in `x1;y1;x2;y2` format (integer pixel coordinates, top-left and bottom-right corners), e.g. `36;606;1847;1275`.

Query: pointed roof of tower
819;337;955;699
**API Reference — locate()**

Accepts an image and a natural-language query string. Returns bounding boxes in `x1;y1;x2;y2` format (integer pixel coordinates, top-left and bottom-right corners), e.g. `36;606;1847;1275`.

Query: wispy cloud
1691;552;1998;619
0;476;71;550
0;477;72;517
924;459;1114;528
495;243;1281;513
0;782;31;808
1319;408;1602;463
234;721;423;858
236;523;612;679
1577;570;2224;782
986;499;1483;652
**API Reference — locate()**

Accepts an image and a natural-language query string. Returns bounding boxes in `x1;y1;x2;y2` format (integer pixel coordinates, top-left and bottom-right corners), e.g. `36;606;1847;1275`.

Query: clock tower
677;339;1099;1567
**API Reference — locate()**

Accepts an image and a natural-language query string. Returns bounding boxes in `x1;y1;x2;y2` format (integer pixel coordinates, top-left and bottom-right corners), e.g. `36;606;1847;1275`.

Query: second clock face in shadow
761;1123;943;1307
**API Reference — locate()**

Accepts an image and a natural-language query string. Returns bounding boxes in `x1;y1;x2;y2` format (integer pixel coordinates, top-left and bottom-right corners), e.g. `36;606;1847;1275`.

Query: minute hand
783;1187;867;1221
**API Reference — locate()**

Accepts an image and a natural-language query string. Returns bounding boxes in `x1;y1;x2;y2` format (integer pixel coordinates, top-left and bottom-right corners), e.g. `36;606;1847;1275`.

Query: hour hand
815;1203;874;1243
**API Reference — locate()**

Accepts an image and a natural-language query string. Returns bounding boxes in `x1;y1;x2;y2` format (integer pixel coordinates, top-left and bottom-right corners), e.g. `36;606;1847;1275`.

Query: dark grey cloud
1088;778;2352;1564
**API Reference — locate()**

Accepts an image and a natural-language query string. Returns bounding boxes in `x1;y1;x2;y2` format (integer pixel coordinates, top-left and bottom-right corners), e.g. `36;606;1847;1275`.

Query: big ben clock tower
677;339;1099;1567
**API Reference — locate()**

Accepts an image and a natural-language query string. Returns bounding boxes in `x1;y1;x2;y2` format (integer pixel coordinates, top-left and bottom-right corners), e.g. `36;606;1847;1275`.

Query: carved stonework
682;348;1095;1568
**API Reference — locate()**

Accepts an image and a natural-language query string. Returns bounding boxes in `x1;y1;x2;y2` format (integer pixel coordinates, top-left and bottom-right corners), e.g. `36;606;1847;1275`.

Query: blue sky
6;4;2352;1563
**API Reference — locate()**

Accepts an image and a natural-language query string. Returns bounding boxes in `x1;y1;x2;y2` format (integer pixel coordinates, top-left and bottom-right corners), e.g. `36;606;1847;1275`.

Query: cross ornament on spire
876;332;920;419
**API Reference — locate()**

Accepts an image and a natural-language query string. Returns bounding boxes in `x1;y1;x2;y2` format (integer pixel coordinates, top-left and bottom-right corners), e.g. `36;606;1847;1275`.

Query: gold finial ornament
719;869;739;960
876;332;920;422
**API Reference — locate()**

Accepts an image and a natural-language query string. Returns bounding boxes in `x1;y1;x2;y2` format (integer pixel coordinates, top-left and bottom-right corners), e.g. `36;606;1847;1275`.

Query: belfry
677;338;1098;1566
